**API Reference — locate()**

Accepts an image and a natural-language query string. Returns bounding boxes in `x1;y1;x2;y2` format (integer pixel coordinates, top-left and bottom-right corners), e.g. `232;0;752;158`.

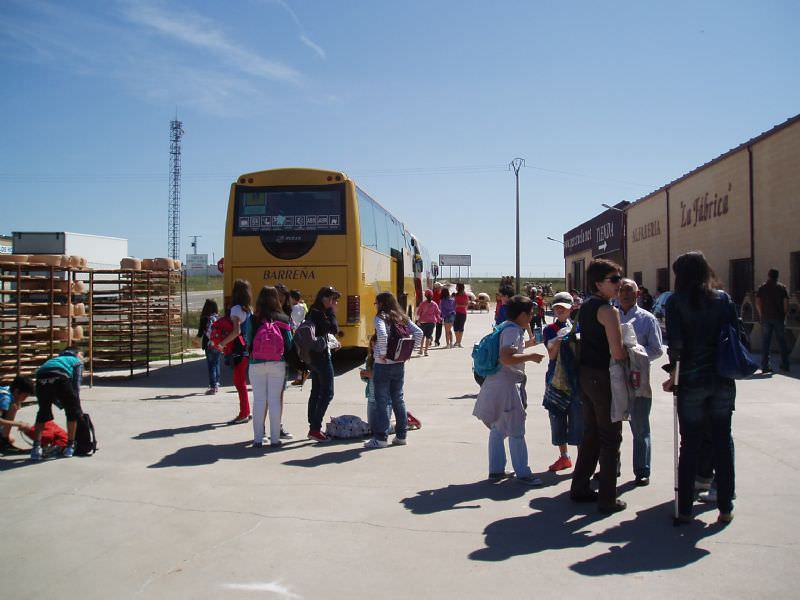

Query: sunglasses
604;275;623;283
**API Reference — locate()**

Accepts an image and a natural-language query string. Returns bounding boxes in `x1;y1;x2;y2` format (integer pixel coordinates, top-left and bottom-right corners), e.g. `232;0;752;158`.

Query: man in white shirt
618;278;663;486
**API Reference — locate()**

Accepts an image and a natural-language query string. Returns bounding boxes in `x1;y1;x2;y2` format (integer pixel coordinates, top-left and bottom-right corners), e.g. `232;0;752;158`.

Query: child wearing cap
542;291;583;472
416;289;441;357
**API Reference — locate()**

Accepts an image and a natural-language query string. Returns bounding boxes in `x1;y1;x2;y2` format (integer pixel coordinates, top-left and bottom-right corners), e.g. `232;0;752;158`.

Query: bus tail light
347;295;360;324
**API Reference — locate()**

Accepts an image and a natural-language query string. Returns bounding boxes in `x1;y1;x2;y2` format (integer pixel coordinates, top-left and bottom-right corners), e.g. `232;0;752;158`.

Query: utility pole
510;158;525;294
189;235;201;254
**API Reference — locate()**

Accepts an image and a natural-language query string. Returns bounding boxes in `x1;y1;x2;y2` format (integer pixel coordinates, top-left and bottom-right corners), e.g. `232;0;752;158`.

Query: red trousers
233;357;251;418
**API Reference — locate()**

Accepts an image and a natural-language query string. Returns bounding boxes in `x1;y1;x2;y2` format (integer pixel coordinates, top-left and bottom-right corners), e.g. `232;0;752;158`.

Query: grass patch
186;275;224;292
462;277;566;297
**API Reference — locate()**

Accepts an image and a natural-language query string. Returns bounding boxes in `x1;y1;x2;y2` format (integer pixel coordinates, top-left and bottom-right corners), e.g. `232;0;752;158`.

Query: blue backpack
472;322;518;378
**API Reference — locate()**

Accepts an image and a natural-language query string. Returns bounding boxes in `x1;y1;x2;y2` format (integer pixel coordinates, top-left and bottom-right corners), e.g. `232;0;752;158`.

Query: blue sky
1;0;798;276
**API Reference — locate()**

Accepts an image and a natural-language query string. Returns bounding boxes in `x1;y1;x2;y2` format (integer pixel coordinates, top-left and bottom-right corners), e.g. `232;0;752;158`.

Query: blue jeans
677;376;736;515
205;347;221;388
366;378;391;435
488;427;532;477
308;351;334;431
548;395;583;446
371;362;407;441
628;396;652;478
761;319;791;369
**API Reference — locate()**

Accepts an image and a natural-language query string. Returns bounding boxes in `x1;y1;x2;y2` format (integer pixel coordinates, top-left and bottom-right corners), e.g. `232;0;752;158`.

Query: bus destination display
235;187;345;235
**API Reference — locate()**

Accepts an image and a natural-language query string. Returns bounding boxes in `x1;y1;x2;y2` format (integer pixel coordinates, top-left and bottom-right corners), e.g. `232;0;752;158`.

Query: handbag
542;383;572;414
716;319;758;379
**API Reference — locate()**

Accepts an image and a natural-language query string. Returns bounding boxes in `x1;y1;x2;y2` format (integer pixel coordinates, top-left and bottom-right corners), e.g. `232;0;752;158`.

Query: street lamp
510;158;525;294
546;236;565;245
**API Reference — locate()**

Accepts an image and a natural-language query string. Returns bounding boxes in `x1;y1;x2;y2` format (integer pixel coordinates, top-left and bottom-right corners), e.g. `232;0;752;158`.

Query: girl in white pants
251;361;286;447
248;286;294;448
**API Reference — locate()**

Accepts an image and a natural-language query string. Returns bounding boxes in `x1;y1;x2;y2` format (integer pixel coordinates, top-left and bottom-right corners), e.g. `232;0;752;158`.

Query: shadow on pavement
400;478;532;514
148;441;267;467
468;494;723;574
282;445;368;468
90;348;368;391
133;421;229;440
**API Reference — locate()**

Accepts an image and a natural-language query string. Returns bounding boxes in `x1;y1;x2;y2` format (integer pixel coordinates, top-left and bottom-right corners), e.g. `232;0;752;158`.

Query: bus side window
375;205;391;255
358;190;377;248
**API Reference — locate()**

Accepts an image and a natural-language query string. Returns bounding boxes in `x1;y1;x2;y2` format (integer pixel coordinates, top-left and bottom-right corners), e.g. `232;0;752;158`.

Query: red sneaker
548;456;573;472
307;430;331;443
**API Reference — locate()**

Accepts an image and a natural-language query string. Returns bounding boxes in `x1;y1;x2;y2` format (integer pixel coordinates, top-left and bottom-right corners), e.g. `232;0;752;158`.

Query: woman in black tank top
570;259;627;514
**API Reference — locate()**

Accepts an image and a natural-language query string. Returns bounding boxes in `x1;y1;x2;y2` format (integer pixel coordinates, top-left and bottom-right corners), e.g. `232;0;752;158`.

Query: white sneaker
391;436;407;446
363;438;388;449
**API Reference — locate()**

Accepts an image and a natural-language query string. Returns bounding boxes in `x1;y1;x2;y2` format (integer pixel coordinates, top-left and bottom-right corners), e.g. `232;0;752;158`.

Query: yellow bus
223;168;435;348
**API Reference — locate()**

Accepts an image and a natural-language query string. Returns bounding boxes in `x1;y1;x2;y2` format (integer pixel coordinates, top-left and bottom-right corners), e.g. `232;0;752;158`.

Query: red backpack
209;316;241;355
383;315;415;362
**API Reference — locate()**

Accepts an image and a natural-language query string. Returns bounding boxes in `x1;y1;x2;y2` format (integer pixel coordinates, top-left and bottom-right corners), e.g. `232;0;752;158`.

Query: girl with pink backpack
248;286;293;448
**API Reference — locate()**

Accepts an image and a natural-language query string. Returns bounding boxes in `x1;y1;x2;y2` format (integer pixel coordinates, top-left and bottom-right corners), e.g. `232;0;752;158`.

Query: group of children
475;289;585;484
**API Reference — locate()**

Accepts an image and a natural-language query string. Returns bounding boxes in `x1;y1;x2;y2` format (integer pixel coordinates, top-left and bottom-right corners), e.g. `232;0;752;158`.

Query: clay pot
71;325;84;340
121;257;142;270
71;280;87;294
35;255;68;267
2;254;29;264
142;259;154;270
152;258;173;271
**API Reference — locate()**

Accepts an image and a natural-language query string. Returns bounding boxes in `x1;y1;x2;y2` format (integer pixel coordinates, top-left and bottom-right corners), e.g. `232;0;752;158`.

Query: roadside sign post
439;254;472;282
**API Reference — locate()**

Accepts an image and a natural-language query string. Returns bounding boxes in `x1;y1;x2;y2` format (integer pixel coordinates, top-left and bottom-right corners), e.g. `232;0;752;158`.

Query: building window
633;271;643;286
657;268;669;292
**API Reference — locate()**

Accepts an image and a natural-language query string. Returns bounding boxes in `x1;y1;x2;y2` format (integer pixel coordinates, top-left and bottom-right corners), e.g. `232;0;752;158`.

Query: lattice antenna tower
168;116;185;260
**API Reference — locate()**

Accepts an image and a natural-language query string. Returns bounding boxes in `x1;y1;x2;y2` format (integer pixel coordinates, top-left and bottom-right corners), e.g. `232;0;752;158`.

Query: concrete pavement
1;308;798;599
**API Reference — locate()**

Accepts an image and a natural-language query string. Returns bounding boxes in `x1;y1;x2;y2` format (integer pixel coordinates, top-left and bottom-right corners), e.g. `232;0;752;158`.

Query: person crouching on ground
472;295;545;485
364;292;423;449
542;292;583;473
30;347;85;460
1;376;35;452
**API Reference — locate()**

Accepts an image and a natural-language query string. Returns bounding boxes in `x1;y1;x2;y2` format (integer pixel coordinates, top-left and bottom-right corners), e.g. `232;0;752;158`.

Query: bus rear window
234;184;346;235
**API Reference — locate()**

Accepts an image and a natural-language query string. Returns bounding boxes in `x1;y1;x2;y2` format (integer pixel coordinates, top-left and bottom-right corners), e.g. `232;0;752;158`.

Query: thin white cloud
268;0;327;60
300;34;326;60
123;3;302;83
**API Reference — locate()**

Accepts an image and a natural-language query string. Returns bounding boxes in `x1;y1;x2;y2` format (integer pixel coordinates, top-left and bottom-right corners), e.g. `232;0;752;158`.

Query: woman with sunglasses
570;259;628;514
305;286;341;442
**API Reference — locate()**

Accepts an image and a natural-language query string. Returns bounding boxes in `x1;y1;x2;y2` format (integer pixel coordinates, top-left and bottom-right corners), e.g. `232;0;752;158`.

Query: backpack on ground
209;316;239;355
293;320;328;365
74;413;97;456
383;315;415;362
251;320;292;361
472;322;517;378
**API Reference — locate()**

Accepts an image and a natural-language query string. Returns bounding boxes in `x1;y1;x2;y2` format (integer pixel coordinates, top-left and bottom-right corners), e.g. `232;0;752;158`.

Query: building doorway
729;258;753;308
657;267;669;292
